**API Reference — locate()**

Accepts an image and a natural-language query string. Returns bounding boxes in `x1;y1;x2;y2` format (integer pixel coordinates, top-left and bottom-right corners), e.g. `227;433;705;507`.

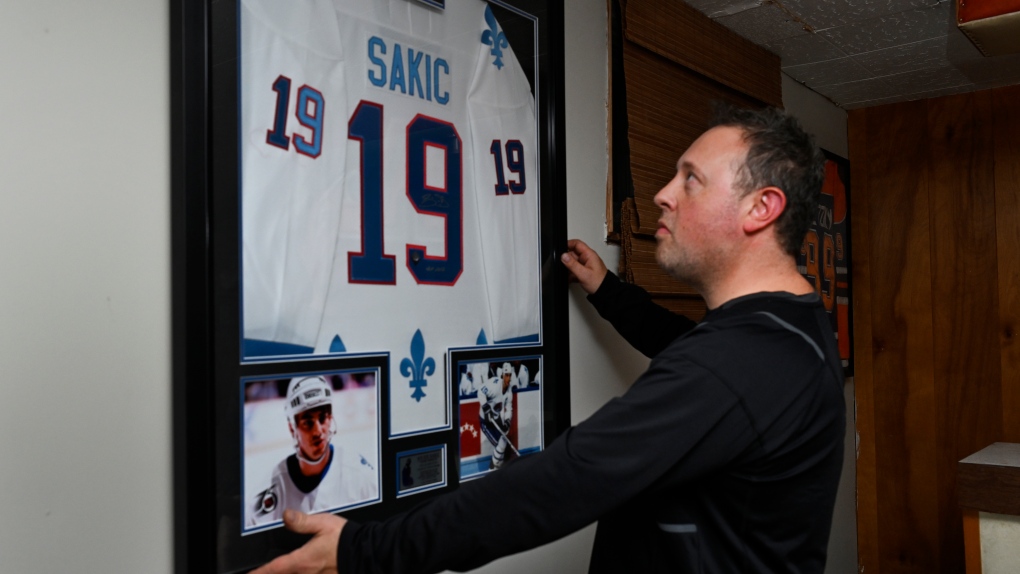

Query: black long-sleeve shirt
338;273;846;573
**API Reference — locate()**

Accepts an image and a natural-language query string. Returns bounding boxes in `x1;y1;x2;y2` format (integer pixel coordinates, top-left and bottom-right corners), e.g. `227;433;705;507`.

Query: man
248;376;378;527
252;105;845;573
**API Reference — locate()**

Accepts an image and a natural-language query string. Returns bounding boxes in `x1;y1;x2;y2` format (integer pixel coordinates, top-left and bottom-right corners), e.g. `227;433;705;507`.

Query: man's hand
560;239;608;295
250;510;347;574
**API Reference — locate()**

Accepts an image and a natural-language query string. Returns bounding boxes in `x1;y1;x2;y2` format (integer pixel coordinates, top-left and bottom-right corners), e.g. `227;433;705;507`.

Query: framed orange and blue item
170;0;569;571
796;150;853;377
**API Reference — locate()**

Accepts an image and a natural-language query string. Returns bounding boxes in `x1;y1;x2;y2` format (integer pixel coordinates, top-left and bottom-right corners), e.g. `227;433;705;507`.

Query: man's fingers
283;510;315;533
564;239;589;264
283;510;346;535
560;252;586;283
560;251;579;271
282;510;307;532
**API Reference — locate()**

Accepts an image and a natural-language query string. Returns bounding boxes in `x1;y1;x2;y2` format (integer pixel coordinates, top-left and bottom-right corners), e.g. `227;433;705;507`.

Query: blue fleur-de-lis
481;5;508;70
400;329;435;402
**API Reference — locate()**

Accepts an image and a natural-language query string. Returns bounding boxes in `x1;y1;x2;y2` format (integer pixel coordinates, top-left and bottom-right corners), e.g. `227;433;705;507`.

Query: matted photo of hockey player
241;369;382;534
455;355;542;480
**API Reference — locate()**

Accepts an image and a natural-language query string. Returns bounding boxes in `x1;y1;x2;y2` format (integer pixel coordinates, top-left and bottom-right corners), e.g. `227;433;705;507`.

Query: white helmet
499;362;513;377
285;375;334;426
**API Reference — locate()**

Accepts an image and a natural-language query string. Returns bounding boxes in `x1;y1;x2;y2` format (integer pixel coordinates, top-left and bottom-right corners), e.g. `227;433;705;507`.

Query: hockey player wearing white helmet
248;376;378;528
478;362;519;470
287;376;336;470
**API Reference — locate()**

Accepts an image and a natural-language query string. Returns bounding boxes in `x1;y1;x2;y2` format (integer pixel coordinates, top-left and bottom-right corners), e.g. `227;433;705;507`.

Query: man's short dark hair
709;103;825;256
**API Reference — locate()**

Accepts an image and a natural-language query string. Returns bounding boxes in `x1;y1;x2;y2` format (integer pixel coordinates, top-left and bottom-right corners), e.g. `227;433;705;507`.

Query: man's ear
743;186;787;234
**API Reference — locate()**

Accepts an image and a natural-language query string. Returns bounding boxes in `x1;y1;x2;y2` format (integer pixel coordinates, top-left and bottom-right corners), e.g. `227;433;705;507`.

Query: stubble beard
655;238;703;290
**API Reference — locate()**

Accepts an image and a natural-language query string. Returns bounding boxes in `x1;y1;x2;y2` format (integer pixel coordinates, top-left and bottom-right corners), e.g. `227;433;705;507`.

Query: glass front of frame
172;0;568;572
239;0;544;365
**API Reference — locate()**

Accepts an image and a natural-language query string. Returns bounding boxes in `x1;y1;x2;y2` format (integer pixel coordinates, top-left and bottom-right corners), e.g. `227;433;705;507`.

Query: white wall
781;73;856;574
0;1;173;572
0;1;854;573
782;73;849;159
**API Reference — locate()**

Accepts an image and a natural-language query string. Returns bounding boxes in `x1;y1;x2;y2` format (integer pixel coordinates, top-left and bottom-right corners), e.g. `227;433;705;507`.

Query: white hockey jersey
478;372;516;424
240;0;541;361
247;445;378;528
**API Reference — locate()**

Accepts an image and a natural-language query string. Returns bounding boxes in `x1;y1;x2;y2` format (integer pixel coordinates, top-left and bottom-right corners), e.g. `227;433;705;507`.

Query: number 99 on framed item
795;150;853;377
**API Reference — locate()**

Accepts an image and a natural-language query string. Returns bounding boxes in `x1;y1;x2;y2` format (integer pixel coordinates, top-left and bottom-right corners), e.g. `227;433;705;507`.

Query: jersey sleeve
465;5;541;343
241;0;349;349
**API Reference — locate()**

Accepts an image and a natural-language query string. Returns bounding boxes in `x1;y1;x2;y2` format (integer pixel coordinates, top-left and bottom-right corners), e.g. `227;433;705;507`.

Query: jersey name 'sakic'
367;36;451;105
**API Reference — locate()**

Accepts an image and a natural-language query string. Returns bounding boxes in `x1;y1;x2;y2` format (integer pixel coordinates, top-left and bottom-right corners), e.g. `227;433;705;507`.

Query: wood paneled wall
850;84;1020;573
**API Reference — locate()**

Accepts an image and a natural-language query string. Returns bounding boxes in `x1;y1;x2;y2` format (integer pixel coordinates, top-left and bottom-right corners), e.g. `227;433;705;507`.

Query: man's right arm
561;239;695;357
586;272;696;357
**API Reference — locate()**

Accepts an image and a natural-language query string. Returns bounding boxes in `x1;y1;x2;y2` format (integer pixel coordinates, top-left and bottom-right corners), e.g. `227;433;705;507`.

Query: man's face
502;370;512;391
653;126;749;286
291;405;332;461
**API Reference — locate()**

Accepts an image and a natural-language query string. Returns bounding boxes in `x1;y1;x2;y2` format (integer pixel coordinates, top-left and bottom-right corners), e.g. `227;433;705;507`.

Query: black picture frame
171;1;568;572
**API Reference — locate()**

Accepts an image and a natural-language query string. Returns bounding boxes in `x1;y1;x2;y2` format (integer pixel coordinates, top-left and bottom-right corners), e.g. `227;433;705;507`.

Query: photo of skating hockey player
457;357;542;480
242;371;381;533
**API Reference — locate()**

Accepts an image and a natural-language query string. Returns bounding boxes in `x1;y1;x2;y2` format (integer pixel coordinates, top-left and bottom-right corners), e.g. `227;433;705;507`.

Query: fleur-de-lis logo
400;329;435;402
481;5;508;70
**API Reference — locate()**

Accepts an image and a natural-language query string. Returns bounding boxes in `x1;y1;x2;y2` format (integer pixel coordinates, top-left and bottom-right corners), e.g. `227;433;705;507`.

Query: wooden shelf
958;442;1020;516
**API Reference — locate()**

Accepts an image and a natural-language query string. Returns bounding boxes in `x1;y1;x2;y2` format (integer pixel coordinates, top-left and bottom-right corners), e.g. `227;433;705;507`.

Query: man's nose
653;178;677;210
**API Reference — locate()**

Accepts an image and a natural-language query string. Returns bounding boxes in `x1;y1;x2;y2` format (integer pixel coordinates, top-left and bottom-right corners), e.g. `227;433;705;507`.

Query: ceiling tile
715;3;811;44
945;24;987;61
901;82;975;99
880;64;971;93
840;82;974;108
778;0;938;32
684;0;762;18
809;62;970;105
783;56;875;85
810;76;898;106
818;2;951;55
851;36;947;76
766;32;847;66
974;75;1020;92
691;0;1020;109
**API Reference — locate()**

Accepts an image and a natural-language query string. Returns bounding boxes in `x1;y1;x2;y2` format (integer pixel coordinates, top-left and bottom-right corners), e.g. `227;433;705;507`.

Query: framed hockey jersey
170;0;568;572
